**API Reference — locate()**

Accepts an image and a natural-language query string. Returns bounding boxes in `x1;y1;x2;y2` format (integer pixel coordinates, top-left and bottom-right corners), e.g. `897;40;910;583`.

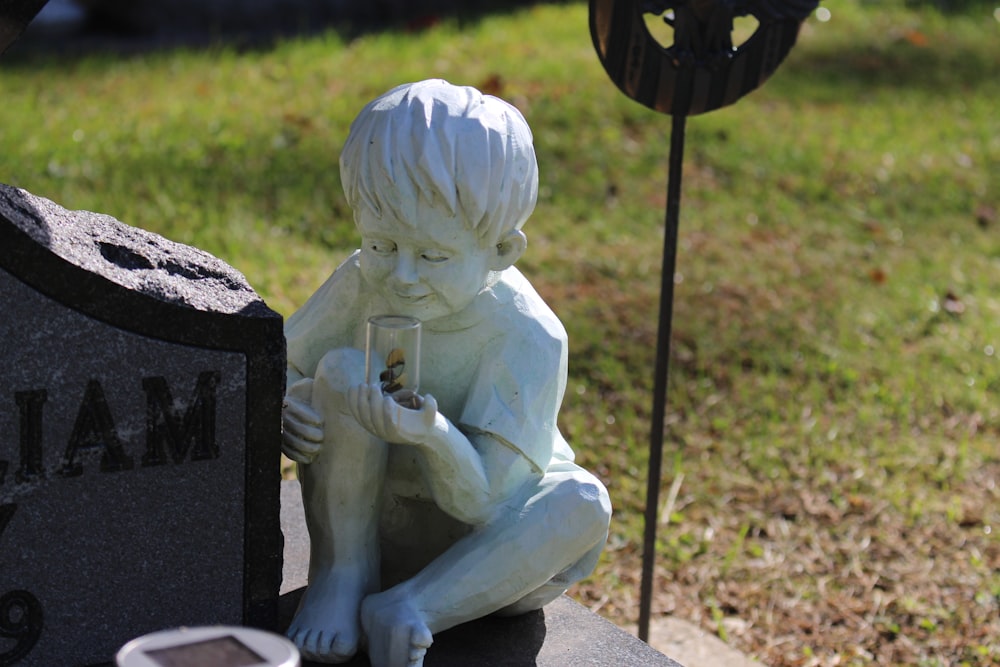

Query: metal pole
589;0;817;644
638;108;687;641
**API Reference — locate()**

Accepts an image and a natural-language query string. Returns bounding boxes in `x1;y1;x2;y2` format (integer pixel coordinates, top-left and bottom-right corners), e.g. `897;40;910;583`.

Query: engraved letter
60;380;133;476
0;504;13;542
14;390;46;482
141;371;221;466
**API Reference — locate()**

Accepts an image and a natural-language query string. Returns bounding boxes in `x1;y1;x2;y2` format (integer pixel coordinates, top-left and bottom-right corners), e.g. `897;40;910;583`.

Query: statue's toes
290;628;320;660
406;626;433;666
408;647;428;667
328;630;359;661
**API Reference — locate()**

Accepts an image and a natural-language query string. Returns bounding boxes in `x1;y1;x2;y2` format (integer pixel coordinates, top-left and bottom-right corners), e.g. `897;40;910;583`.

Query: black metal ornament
591;0;819;116
589;0;818;642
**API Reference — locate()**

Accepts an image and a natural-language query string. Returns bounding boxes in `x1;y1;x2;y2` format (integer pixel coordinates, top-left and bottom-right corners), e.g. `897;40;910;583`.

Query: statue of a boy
281;79;612;667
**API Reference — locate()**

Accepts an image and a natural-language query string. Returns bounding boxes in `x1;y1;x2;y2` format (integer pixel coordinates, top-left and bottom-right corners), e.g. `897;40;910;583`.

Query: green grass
3;2;999;664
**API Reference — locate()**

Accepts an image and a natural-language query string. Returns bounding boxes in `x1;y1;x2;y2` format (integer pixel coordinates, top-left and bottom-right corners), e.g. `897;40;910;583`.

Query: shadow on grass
8;0;998;105
2;0;580;66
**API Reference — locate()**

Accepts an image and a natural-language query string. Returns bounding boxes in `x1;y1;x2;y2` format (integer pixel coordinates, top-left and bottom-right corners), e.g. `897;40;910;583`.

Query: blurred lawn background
2;1;998;664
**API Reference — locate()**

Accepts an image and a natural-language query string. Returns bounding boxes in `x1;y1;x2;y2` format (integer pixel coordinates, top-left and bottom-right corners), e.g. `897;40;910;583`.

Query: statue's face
356;204;497;323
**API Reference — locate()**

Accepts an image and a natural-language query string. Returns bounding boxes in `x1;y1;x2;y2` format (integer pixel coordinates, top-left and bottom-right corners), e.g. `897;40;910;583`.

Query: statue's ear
491;230;527;271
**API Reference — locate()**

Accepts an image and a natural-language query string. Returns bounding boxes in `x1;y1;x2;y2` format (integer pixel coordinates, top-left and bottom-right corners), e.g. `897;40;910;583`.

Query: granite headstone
0;0;49;54
0;184;284;666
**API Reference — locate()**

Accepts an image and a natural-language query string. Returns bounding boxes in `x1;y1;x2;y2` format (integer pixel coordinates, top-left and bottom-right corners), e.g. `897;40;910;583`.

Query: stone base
281;480;683;667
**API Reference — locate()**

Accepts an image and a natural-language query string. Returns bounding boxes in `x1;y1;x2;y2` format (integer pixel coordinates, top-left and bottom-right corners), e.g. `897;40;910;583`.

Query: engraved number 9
0;590;43;666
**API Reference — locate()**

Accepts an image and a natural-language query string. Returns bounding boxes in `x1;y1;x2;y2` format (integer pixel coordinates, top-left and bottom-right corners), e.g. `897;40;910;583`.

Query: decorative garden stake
589;0;820;641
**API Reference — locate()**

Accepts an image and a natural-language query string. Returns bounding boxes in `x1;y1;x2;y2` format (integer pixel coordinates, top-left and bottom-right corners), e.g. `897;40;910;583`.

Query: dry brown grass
577;454;1000;666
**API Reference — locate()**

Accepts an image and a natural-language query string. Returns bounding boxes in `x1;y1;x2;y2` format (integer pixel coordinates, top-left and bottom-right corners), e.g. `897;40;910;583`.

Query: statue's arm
417;419;540;525
347;385;537;524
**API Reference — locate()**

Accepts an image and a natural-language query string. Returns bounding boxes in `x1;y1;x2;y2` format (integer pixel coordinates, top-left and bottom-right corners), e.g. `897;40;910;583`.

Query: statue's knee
580;477;613;534
551;475;612;540
315;348;366;393
309;348;365;417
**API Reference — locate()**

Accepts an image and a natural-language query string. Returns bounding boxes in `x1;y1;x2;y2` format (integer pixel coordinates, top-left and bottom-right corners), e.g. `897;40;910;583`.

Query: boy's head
340;79;539;246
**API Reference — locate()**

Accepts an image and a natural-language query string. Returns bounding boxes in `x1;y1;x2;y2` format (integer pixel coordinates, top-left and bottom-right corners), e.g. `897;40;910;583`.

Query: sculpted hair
339;79;539;243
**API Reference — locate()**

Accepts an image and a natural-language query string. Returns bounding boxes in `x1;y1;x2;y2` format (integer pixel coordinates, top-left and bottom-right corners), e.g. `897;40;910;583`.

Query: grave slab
0;184;284;666
281;480;683;667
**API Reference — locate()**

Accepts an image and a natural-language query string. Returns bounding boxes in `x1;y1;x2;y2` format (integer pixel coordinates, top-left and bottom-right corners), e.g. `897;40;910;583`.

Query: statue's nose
391;251;419;285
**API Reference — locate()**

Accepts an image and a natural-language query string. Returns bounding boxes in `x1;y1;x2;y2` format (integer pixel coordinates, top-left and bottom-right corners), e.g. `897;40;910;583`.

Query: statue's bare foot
361;591;433;667
287;566;370;663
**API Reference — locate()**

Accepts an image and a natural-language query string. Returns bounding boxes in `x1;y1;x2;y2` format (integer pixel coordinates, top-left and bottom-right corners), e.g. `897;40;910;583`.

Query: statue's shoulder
493;268;567;351
287;252;363;325
285;251;365;377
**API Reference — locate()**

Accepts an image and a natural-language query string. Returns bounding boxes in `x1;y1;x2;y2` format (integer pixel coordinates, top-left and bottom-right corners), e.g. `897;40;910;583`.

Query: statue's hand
282;394;325;464
348;383;438;445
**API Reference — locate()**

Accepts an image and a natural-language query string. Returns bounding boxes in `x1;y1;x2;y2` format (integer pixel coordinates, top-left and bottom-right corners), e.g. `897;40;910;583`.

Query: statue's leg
288;348;388;664
360;462;611;667
493;536;606;617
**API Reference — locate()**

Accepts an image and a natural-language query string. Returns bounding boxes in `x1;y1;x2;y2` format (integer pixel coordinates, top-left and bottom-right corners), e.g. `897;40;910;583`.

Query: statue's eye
369;240;395;255
421;250;449;263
